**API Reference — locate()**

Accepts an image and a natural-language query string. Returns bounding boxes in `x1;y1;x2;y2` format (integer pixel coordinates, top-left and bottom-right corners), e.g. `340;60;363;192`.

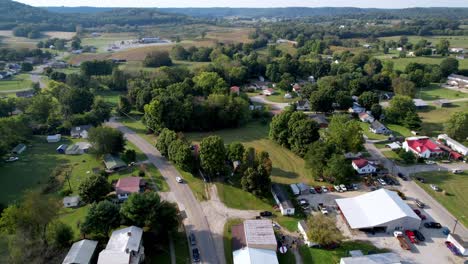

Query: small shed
413;99;428;109
65;144;83;155
11;143;26;154
56;144;68;154
47;134;62;143
63;196;81;208
103;154;127;171
433;99;451;108
63;239;98;264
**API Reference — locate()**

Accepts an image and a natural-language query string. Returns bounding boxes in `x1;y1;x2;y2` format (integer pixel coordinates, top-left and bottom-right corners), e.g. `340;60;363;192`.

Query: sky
14;0;468;8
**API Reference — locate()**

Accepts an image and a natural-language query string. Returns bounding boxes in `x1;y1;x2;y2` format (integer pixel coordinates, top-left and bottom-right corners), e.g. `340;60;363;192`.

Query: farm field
414;171;468;227
379;35;468;48
418;84;468;101
378;55;468;72
299;241;388;264
0;74;32;93
0;30;75;49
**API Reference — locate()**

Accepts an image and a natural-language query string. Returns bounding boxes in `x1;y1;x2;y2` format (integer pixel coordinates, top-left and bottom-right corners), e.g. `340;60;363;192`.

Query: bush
143;51;173;67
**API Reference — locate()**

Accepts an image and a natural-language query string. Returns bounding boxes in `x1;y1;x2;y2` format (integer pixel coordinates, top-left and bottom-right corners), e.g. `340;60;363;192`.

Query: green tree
385;95;417;126
370;104;383;120
363;58;382;76
227;142;245;162
358;91;379;109
323;154;356;184
305;141;335;180
120;192;179;234
392;77;416;97
440;57;459;77
21;62;33;72
47;221;73;248
80;200;120;237
445;111;468;141
192;71;227;95
436;39;450;56
155;128;178;157
60;87;94;116
143;51;173;67
241;165;271;196
399;150;416;164
78;174;112;203
117;95;132;115
309;87;335;113
307;214;344;246
122;149;136;163
269;110;293;147
326;115;364;153
88;126;125;155
288;118;320;157
168;139;194;172
170;45;189;60
199;136;226;176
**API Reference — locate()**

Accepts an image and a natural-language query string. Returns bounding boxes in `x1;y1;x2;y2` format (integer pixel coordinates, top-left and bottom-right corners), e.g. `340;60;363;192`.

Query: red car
329;186;335;192
314;186;322;193
413;209;426;220
413;209;421;215
405;230;417;244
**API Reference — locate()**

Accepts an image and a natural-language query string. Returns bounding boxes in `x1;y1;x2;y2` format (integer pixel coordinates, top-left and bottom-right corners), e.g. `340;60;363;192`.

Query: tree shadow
272;167;299;180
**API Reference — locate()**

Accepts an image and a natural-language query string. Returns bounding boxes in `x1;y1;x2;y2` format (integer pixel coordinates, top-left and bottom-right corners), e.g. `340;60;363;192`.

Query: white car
339;184;347;192
430;184;440;191
5;157;19;162
176;177;183;183
334;185;342;192
378;178;387;186
452;169;463;174
425;160;436;165
321;186;328;193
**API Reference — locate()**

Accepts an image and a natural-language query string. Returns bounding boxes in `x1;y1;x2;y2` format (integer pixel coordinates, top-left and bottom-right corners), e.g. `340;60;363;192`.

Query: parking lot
292;182;466;264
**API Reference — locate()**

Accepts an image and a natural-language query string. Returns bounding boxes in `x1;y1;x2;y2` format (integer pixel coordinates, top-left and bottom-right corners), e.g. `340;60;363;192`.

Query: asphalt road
365;141;468;238
106;118;220;264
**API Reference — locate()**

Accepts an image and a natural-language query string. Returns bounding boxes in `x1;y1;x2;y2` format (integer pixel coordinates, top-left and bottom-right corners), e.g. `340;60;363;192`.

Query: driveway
250;95;290;112
106;118;220;264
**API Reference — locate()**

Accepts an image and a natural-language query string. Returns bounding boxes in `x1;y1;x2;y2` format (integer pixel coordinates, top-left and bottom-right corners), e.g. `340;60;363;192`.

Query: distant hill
44;6;116;14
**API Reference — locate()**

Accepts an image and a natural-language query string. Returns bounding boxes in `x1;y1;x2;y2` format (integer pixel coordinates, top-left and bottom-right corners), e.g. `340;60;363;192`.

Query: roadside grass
299;240;388;264
223;218;243;264
359;122;388;140
413;171;468;227
374;141;391;149
173;230;191;264
177;168;209;201
119;114;156;144
0;74;32;92
418;83;468;101
418;102;468;137
381;149;402;163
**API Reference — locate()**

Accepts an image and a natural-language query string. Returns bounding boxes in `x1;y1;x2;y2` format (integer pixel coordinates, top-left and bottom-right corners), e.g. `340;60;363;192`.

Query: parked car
328;185;335;192
416;177;425;183
260;211;273;217
345;184;354;190
413;209;421;216
445;241;461;256
339;184;347;192
318;203;328;215
176;177;183;183
334;185;342;192
430;184;440;191
309;188;316;194
424;222;442;229
425;160;436;165
321;186;328;193
352;183;359;190
192;248;200;262
5;156;18;162
415;199;425;208
405;230;417;243
299;199;309;208
378;178;387;186
413;230;425;242
314;186;322;193
189;233;197;246
452;169;463;174
397;173;408;181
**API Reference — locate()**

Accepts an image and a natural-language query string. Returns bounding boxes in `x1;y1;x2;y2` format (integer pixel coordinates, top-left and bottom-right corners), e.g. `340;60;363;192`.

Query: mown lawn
0;74;32;92
380;55;468;72
414;171;468;227
359;122;388;141
119;114;156;144
386;124;412;137
418;102;468;137
299;241;388;264
95;90;125;107
418;83;468;101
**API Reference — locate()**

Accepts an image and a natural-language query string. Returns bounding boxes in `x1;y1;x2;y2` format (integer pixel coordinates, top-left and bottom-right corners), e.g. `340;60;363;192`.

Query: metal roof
340;252;401;264
63;239;98;264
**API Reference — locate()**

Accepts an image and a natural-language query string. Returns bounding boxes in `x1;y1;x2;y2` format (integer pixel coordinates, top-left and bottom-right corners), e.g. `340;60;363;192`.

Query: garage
336;189;421;232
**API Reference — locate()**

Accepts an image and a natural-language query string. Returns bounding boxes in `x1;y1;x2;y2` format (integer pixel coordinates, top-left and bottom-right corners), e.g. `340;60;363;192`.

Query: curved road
106;118;220;264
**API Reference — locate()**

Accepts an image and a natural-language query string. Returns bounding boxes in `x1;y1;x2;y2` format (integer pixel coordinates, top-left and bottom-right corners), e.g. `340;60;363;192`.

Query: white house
296;99;311;111
232;220;279;264
403;136;444;158
351;158;377;174
271;184;294;216
348;103;366;114
336;189;422;232
63;239;98;264
358;112;375;123
298;220;318;247
71;125;92;139
438;134;468;156
370;120;391;134
47;134;62;143
262;88;275;96
98;226;145;264
63;196;81;208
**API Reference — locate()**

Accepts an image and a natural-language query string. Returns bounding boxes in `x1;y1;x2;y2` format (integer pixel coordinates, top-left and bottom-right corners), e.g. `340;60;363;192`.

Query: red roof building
230;86;240;95
351;158;377;174
403;137;444;158
115;177;145;200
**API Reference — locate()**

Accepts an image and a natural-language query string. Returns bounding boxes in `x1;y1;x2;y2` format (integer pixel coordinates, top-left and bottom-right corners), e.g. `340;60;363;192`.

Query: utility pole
452;219;459;234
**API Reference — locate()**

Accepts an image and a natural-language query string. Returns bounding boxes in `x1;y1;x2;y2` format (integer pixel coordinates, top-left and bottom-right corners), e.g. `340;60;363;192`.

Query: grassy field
418;84;468;101
414;171;468;227
0;74;32;93
379;35;468;49
0;30;75;49
185;121;316;186
418;102;468;136
299;241;388;264
386;124;412;137
81;32;139;52
95;90;125;107
378;55;468;72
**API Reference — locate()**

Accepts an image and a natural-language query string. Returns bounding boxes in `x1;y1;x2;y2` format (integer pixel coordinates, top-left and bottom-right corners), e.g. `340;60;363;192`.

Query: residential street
106;118;220;264
250;95;290;111
365;141;468;239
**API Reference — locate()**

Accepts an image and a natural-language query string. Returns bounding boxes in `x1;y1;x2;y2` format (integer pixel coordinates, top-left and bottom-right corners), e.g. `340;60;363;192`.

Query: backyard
413;171;468;227
0;74;32;93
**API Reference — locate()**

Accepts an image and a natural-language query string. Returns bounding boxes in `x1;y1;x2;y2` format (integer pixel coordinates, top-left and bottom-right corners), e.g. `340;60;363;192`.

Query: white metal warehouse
336;189;421;232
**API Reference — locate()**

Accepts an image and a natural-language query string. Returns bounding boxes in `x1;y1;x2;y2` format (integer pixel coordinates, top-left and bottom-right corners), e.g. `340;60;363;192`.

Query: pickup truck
394;231;411;250
318;203;328;215
405;230;418;244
